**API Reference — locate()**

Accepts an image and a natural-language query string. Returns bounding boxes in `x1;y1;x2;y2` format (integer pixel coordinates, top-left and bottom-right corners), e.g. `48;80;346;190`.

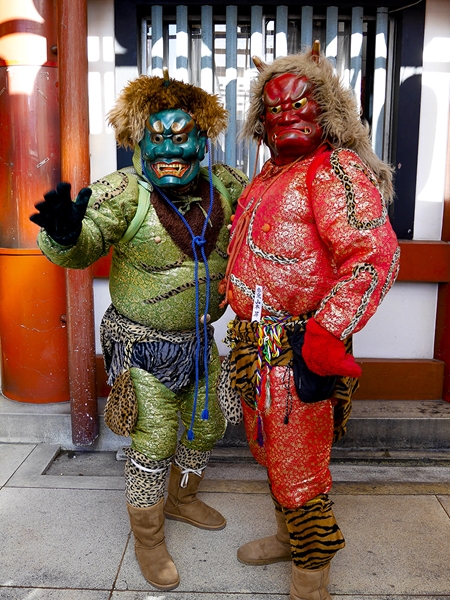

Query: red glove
302;317;362;378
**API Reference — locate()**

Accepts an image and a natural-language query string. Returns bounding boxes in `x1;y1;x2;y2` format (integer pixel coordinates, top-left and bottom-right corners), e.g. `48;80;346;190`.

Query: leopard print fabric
216;353;243;424
103;370;137;437
175;444;210;471
124;447;172;508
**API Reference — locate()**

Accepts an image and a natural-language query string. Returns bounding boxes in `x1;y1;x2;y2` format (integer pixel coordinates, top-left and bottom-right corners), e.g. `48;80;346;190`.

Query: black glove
30;182;92;246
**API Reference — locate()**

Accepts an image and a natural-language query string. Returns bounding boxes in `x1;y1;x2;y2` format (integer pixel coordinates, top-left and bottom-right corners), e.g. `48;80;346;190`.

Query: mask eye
293;98;308;109
172;133;188;144
268;105;282;114
151;133;164;144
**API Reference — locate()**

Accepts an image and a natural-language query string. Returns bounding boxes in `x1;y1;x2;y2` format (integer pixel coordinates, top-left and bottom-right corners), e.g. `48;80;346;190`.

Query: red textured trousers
241;365;334;509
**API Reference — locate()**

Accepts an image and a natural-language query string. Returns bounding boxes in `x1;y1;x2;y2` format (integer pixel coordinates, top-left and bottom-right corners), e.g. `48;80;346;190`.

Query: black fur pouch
286;323;336;403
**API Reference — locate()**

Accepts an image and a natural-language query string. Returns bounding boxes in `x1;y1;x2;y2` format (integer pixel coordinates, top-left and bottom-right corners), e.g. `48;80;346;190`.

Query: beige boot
237;508;291;565
127;499;180;590
164;463;226;530
290;563;331;600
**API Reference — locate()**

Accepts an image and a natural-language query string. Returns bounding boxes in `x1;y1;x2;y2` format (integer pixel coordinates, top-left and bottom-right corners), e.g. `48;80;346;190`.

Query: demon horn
311;40;321;63
252;55;267;73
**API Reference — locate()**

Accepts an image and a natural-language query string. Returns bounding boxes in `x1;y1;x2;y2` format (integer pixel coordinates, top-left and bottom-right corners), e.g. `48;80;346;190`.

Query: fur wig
107;75;228;149
244;49;394;202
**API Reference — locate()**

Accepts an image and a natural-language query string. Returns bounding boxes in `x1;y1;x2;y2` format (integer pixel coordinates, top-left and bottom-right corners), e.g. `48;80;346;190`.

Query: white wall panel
87;0;117;180
94;279;111;354
414;0;450;240
353;282;438;359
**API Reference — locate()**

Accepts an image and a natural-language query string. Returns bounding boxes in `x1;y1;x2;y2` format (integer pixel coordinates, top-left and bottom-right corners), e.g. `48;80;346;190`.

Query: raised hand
30;182;91;246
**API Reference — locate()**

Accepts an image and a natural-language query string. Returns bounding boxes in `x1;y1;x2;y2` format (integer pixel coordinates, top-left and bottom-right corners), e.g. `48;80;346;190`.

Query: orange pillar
0;0;69;403
58;0;99;445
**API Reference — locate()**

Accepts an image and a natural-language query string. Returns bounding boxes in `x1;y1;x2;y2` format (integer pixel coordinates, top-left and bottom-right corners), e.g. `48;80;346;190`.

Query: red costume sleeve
310;149;400;340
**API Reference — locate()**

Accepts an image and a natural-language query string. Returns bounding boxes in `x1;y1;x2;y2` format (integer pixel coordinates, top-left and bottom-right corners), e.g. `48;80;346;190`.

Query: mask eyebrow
290;80;310;102
263;89;281;106
171;119;196;134
146;120;164;133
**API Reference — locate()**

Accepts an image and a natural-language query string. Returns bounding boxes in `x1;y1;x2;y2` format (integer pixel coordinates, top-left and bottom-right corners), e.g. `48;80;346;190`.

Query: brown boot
127;499;180;590
164;463;226;530
237;508;291;565
290;563;331;600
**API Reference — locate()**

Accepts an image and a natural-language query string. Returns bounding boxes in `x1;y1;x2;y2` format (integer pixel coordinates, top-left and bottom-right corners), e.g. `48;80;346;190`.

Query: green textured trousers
129;343;226;460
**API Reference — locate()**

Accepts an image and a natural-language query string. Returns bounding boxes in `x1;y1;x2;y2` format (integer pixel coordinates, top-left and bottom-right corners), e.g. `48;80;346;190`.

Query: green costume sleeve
37;168;141;270
211;164;248;210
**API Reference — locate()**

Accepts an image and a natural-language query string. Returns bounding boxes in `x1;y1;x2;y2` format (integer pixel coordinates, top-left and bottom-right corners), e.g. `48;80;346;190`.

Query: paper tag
252;285;263;322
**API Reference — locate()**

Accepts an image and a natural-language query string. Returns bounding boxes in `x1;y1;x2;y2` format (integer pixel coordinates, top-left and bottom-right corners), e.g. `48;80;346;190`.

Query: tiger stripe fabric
332;366;359;443
225;316;294;409
101;304;214;392
226;316;358;440
283;494;345;570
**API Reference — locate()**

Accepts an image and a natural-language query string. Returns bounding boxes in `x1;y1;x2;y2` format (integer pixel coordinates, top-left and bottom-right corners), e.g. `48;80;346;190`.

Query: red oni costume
228;145;399;504
221;48;399;599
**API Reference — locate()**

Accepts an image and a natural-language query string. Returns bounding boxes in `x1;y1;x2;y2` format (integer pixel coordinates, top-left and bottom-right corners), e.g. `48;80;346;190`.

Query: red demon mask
262;73;324;165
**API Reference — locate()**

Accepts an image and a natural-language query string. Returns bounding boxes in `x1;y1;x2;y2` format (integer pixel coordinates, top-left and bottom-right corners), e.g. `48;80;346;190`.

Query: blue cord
146;141;214;441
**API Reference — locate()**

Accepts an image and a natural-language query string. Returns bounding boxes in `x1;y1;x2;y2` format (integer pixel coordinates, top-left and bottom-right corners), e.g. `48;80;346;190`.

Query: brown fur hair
244;49;394;202
107;75;228;149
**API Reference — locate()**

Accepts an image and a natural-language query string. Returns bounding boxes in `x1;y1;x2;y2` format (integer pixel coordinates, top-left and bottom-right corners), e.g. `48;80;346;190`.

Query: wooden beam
93;240;450;282
96;355;445;402
353;358;444;400
397;240;450;282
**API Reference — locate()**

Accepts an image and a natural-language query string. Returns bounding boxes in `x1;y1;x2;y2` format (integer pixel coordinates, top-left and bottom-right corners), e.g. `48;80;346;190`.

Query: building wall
87;0;450;360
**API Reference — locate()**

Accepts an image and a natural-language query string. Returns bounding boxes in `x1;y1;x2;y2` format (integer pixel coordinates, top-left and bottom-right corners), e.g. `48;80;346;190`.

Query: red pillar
434;105;450;403
58;0;99;444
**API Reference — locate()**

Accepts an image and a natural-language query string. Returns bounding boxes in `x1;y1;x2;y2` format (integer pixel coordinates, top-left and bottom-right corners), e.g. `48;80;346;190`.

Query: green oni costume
33;73;247;591
37;159;246;462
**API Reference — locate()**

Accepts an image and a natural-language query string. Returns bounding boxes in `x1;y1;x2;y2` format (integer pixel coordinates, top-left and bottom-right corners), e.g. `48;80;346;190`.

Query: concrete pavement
1;442;450;599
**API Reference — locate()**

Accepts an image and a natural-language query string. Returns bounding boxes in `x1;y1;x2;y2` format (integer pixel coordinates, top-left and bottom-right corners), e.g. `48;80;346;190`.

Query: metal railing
141;5;392;175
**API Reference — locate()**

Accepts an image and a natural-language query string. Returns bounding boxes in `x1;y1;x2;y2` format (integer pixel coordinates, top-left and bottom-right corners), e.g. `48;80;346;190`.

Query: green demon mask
139;109;207;188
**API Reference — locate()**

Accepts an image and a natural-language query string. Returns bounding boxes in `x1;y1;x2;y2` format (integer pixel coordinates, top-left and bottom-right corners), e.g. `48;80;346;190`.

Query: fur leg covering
284;495;345;570
124;448;172;508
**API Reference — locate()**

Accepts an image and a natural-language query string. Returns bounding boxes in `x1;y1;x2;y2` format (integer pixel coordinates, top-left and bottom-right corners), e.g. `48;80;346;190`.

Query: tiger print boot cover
285;495;343;600
124;449;179;590
283;494;345;571
164;445;226;530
